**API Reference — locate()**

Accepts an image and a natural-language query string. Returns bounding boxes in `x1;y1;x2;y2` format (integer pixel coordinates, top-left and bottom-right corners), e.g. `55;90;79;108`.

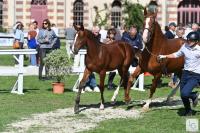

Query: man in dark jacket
165;22;177;39
165;22;179;88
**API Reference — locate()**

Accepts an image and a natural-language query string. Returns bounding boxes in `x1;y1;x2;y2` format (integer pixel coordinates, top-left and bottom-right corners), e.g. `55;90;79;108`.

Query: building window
111;0;122;28
0;1;3;27
73;0;84;25
178;0;200;25
31;0;47;5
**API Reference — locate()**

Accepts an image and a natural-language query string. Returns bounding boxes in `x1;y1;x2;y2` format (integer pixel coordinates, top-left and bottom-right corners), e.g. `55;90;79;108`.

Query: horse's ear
144;8;147;16
73;23;84;31
79;24;84;31
153;8;158;17
73;23;79;31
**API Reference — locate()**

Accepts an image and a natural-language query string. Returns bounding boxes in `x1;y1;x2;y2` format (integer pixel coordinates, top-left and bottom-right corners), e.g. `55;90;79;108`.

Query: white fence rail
0;49;37;94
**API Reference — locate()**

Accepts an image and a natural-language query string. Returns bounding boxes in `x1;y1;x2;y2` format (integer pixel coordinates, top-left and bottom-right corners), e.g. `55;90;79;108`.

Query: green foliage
44;49;72;83
93;3;110;27
122;0;144;30
0;26;7;33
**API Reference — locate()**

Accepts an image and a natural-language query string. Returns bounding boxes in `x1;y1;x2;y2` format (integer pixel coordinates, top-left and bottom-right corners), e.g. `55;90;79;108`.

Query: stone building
1;0;200;34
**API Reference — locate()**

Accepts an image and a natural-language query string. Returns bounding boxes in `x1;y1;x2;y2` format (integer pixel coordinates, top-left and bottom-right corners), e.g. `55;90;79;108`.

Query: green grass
0;75;199;132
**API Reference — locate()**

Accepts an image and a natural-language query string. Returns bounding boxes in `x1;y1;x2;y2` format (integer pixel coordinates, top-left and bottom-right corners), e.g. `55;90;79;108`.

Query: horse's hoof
99;104;104;110
74;106;79;114
111;100;116;105
125;98;131;105
142;106;150;112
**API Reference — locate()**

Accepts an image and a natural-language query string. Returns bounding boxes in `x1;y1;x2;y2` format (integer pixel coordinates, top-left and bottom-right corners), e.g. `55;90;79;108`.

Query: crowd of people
13;19;60;80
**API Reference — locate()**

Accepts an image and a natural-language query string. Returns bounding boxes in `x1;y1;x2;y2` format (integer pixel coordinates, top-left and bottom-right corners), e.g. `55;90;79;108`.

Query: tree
93;3;110;27
122;0;144;30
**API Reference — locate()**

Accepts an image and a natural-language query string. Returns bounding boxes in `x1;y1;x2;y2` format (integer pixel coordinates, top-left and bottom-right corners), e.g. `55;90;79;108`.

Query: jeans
180;70;200;111
85;73;97;88
38;48;51;78
172;73;178;84
30;54;37;66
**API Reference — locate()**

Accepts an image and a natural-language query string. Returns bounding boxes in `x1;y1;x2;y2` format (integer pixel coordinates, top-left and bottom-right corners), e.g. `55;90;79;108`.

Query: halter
142;26;168;74
142;27;158;57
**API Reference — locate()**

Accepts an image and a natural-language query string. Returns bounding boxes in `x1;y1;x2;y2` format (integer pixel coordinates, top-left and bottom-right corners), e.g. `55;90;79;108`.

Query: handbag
13;40;20;49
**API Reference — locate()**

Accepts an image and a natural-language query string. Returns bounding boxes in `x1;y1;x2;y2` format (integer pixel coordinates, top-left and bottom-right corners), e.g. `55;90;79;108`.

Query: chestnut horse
126;7;185;111
72;25;135;114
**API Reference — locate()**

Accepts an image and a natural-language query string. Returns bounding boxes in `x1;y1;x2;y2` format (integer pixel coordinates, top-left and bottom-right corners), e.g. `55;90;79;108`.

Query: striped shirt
173;44;200;74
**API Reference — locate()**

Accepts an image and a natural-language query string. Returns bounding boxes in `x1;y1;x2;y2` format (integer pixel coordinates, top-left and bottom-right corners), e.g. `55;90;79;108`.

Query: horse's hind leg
143;73;162;112
99;71;106;110
74;69;91;114
126;66;142;103
111;77;123;104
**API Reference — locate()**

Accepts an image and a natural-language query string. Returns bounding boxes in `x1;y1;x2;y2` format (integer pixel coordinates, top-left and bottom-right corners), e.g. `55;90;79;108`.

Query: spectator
51;23;60;49
37;19;57;80
27;23;37;66
164;25;169;33
13;21;24;66
121;25;143;67
165;22;179;88
13;21;24;49
158;31;200;116
99;25;107;43
65;24;76;57
104;28;117;90
32;20;40;65
183;24;192;39
191;23;199;32
165;22;177;39
175;27;185;39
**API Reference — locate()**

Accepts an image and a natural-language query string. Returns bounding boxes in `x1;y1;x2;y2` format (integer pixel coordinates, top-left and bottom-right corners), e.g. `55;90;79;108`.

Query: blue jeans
180;70;200;111
30;54;37;66
172;73;178;83
85;73;97;88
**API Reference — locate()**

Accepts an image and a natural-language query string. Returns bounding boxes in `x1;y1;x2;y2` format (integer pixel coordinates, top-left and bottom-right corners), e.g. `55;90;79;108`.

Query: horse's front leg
126;66;142;104
99;71;106;110
143;73;162;112
74;68;91;114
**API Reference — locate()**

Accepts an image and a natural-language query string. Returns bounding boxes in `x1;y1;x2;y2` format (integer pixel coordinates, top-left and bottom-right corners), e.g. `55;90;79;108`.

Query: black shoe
193;93;199;107
183;110;193;116
108;84;115;90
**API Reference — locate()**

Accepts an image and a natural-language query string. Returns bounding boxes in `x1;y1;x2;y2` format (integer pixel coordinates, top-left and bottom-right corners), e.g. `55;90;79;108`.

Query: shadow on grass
144;83;169;89
78;101;126;113
169;108;200;116
23;88;40;93
0;89;10;93
126;99;183;110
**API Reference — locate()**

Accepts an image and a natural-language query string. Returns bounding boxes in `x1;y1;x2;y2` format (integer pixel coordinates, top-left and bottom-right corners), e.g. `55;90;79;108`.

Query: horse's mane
154;21;166;40
85;29;102;45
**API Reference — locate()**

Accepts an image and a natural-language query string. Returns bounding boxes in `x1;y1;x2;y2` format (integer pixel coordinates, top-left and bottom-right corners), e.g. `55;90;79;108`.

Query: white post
72;49;87;92
131;73;145;91
18;54;24;94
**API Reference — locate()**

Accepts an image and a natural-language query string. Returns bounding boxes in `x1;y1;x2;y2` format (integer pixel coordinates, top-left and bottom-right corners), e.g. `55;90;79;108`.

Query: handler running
158;31;200;116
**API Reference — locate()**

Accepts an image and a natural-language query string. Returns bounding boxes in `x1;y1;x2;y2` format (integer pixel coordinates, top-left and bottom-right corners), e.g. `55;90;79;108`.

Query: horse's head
142;3;158;43
71;24;87;55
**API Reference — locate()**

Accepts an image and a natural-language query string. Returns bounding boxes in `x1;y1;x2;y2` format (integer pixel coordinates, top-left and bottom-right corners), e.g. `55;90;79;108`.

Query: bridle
142;24;158;57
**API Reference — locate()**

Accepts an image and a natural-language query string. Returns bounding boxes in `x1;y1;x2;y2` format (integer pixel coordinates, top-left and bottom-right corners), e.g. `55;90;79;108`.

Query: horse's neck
86;38;100;58
149;22;166;51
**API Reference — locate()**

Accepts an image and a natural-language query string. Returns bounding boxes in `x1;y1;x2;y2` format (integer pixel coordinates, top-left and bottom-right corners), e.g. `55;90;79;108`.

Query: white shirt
173;44;200;74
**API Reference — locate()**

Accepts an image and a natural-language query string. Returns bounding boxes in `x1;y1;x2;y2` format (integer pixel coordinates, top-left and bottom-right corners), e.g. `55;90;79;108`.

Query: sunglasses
43;22;48;25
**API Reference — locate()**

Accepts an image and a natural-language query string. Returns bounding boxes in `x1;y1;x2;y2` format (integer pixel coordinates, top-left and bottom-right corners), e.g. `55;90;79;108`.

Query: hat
169;22;177;27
